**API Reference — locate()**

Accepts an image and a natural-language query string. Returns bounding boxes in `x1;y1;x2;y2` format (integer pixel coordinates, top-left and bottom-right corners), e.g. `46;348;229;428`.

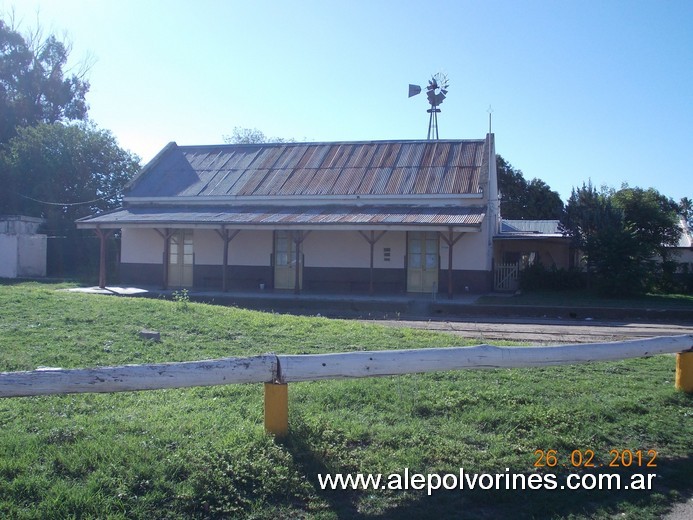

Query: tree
0;122;139;233
496;155;563;219
0;18;89;144
222;126;294;145
611;187;681;261
562;182;682;295
0;122;140;276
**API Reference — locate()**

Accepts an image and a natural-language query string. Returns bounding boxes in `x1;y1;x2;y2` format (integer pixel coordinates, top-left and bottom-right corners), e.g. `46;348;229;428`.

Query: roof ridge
175;138;486;150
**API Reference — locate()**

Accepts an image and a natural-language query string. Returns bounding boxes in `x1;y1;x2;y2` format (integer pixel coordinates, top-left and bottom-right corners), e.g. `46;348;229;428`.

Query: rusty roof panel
346;142;377;168
279;168;317;195
335;144;360;168
305;170;338;195
399;167;419;194
125;139;489;199
253;169;290;196
371;168;394;194
395;142;424;168
235;169;272;196
431;142;451;167
329;168;363;195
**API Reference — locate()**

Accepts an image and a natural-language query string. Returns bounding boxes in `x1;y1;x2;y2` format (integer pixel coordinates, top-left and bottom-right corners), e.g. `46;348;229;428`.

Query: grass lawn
477;290;693;309
0;282;691;519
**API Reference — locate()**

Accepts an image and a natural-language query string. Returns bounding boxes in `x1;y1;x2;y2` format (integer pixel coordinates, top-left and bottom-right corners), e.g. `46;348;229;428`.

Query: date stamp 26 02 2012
533;449;657;469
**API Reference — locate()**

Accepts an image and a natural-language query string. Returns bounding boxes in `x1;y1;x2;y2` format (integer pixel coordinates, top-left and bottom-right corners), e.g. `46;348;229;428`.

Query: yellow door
407;232;439;293
274;231;302;290
168;230;193;288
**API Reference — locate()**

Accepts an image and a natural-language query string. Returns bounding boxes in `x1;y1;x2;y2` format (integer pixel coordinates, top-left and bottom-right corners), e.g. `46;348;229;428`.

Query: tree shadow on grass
282;419;693;520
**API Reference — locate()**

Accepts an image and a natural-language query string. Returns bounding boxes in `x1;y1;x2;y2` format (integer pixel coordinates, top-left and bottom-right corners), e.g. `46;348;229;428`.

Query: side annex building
77;135;500;297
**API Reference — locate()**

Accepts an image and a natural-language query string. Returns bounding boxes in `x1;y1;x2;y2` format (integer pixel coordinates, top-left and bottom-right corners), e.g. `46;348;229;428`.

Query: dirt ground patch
359;316;693;344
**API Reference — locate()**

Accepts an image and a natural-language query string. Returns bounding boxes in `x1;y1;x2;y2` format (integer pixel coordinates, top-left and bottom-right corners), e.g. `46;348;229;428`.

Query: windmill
408;73;449;140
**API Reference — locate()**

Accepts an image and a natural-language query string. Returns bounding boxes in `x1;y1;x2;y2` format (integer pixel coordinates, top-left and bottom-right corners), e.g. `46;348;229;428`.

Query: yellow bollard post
264;383;289;438
675;352;693;393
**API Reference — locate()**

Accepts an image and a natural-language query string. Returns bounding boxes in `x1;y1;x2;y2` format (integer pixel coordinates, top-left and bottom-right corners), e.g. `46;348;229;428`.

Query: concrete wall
0;216;43;235
17;235;47;276
0;235;18;278
0;233;47;278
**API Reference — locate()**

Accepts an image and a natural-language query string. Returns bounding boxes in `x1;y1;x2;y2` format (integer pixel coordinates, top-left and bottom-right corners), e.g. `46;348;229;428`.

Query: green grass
0;282;691;519
477;289;693;309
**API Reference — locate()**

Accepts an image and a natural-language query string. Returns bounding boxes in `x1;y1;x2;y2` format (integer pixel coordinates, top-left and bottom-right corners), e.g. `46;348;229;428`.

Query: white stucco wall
228;231;273;265
157;229;274;266
119;227;493;272
302;231;407;269
304;231;368;268
437;231;488;270
17;235;47;276
0;234;46;278
193;230;221;264
0;235;18;277
378;232;406;268
121;228;165;263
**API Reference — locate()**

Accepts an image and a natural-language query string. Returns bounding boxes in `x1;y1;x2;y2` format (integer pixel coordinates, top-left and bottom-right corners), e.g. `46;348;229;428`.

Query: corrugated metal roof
126;140;488;199
501;220;563;235
77;205;486;228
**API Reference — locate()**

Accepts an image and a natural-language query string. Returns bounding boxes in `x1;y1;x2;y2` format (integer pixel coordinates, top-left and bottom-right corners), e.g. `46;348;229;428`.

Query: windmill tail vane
408;72;449;140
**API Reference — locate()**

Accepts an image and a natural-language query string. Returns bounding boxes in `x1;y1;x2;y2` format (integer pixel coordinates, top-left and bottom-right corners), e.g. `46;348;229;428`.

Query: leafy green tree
611;186;681;261
0;19;89;144
496;155;563;219
0;122;139;276
562;182;682;295
0;122;139;234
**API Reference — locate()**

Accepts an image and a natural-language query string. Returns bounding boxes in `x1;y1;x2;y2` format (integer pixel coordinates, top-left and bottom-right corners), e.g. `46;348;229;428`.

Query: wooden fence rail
0;355;278;398
1;335;692;437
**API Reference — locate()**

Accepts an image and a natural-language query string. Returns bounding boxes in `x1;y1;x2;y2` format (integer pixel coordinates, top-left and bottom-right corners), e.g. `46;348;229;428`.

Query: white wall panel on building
121;229;164;263
228;231;273;265
0;235;18;278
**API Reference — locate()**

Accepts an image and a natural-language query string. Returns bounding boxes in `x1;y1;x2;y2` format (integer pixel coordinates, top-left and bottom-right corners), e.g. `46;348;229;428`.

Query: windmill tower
408;73;449;139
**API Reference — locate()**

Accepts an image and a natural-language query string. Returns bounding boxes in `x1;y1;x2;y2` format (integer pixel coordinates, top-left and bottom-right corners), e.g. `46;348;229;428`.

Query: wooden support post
264;382;289;437
216;227;240;292
294;232;301;295
358;230;387;295
155;228;174;289
439;228;463;300
291;231;310;295
94;227;113;289
675;351;693;393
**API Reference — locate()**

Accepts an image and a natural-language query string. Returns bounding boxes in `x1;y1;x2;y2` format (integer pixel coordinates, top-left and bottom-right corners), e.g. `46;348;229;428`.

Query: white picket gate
494;262;520;291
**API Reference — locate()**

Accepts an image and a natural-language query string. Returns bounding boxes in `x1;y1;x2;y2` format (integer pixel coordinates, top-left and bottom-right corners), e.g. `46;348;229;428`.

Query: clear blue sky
3;0;691;202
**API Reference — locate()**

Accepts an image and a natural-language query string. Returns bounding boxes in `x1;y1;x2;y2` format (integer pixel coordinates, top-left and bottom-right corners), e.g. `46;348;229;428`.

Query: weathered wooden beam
0;355;278;398
1;336;691;399
277;335;693;382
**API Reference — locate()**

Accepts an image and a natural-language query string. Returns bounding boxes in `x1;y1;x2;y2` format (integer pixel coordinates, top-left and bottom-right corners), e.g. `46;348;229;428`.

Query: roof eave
77;221;483;233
